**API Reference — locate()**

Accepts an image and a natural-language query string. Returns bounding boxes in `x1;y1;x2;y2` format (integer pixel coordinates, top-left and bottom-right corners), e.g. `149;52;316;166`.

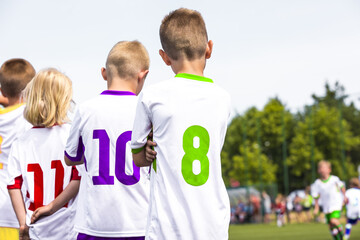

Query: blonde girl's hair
24;68;72;127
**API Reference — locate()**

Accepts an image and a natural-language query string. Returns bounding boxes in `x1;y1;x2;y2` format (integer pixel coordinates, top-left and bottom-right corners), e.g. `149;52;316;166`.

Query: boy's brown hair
0;58;35;98
160;8;208;61
106;41;149;80
349;177;360;188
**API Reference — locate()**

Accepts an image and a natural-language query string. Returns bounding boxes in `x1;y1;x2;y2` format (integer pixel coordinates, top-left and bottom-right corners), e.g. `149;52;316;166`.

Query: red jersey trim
7;175;23;189
71;166;81;180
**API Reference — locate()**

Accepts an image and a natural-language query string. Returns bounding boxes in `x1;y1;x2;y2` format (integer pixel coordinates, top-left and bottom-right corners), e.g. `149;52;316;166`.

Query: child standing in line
344;177;360;240
64;41;150;239
312;160;347;240
131;8;231;240
7;69;81;240
0;58;35;240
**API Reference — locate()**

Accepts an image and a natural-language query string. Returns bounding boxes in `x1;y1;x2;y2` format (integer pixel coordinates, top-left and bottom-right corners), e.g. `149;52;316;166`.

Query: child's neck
171;57;206;76
7;97;22;106
107;77;136;94
320;174;330;181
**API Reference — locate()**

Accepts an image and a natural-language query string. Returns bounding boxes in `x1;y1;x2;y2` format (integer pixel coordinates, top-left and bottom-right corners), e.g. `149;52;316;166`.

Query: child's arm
31;179;80;223
8;188;30;240
341;186;348;204
133;138;157;167
64;107;85;166
7;142;30;240
313;197;319;215
64;154;84;166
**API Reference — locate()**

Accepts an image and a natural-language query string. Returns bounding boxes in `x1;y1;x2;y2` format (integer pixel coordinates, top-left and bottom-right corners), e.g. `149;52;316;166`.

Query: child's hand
146;139;157;163
19;225;30;240
313;205;319;215
31;204;53;224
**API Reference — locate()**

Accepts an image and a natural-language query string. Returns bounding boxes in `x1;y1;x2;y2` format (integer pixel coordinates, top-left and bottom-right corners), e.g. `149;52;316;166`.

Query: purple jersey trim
65;136;85;162
101;90;136;96
77;233;145;240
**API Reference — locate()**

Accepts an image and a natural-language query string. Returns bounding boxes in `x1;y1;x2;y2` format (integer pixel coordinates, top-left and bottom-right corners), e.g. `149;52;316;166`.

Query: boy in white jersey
64;41;150;240
131;8;231;240
7;69;81;240
0;58;35;240
344;178;360;240
312;160;347;240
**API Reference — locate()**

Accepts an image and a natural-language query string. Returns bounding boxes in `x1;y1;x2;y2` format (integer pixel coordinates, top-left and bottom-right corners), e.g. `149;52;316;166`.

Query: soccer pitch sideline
229;222;360;240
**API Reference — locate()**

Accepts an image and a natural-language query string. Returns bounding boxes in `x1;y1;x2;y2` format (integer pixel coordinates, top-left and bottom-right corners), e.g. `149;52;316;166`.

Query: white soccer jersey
345;188;360;219
7;124;79;240
65;90;150;238
312;175;344;214
0;103;31;228
131;73;231;240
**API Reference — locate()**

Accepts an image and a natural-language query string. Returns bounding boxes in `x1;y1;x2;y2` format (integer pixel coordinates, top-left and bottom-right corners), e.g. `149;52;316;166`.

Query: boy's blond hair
0;58;35;98
24;68;72;127
318;160;331;168
160;8;208;61
106;41;149;80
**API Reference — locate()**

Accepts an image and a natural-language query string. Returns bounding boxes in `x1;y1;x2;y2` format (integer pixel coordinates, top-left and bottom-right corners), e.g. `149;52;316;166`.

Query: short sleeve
311;181;319;199
334;176;345;188
7;140;23;186
131;92;153;153
65;107;84;162
70;166;81;180
345;189;350;199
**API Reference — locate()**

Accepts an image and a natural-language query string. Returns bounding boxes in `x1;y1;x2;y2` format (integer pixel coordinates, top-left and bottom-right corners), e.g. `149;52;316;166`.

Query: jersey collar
321;175;331;183
101;90;136;96
175;73;213;83
0;103;24;115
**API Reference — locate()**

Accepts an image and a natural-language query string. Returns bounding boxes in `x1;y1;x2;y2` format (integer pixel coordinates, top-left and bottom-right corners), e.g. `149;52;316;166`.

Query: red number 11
27;160;65;211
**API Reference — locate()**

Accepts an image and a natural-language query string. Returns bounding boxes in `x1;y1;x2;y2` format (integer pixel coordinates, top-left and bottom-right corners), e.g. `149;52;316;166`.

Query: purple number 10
92;129;140;186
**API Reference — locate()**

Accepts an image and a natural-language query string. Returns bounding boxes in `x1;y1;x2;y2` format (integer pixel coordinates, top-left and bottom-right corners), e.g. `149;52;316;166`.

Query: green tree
228;142;277;185
289;103;359;183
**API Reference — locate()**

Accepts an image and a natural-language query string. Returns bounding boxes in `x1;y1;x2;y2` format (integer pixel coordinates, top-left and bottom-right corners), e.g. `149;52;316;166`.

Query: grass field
229;222;360;240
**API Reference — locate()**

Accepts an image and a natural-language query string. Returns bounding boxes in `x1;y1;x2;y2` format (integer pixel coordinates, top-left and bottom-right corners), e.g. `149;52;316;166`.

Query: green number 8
181;125;210;186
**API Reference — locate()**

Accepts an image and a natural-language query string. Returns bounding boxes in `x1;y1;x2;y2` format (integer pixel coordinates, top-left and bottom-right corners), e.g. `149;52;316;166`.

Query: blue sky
1;0;359;114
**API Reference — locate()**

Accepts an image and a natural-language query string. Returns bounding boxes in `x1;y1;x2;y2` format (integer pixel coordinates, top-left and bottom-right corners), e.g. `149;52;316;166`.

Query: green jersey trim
175;73;213;83
321;176;331;183
131;146;144;154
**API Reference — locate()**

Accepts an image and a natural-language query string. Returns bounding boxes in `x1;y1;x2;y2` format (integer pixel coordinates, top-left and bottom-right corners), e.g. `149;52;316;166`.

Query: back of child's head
160;8;208;61
24;68;72;127
106;41;149;81
0;58;35;99
349;177;360;188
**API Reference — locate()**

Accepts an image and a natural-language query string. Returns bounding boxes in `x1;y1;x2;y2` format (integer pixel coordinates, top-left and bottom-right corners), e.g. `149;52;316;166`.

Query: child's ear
159;50;172;66
205;40;213;59
135;69;149;95
138;69;149;82
101;67;107;81
0;88;9;106
0;87;6;97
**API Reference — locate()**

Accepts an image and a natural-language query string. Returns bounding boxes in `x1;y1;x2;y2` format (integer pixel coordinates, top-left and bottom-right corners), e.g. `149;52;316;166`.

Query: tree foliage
222;82;360;192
